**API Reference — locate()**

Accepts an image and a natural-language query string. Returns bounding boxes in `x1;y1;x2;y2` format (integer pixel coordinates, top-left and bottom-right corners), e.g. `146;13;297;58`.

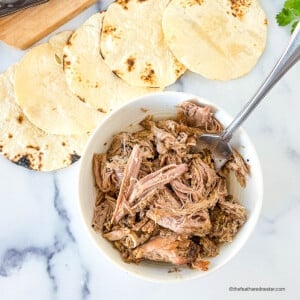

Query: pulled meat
111;145;143;223
92;101;249;270
133;234;199;265
177;101;222;132
146;207;211;236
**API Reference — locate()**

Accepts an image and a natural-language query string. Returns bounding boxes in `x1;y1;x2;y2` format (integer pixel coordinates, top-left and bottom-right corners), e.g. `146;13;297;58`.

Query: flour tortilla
0;65;90;171
63;13;160;111
162;0;267;80
14;31;104;135
100;0;186;88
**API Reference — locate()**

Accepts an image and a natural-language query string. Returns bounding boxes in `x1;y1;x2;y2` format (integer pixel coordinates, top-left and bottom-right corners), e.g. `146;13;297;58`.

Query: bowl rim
77;91;263;282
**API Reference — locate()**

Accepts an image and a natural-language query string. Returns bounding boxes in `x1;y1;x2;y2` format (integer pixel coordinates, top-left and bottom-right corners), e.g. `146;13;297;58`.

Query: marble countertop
0;1;299;299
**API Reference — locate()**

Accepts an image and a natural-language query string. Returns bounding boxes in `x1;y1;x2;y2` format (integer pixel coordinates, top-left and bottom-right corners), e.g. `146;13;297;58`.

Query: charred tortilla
0;65;89;171
14;31;104;135
63;13;160;111
100;0;186;88
162;0;267;80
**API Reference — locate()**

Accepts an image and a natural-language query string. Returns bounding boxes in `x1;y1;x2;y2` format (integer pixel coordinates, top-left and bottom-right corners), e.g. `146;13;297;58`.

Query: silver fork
194;23;300;170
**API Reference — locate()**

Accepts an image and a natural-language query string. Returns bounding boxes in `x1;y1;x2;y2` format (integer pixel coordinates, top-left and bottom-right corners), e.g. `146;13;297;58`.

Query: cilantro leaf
291;20;299;32
276;7;296;25
284;0;300;15
276;0;300;33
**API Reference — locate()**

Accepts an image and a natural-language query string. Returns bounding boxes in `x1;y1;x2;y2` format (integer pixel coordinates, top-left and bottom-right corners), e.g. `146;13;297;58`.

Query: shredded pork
91;101;249;271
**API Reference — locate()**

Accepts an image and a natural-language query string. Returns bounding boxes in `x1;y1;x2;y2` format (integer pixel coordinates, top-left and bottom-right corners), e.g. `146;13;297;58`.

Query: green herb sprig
276;0;300;33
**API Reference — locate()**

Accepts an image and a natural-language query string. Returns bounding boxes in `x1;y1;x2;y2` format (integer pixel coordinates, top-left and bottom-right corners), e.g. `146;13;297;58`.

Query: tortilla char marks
62;54;71;71
26;145;41;151
66;31;77;46
102;25;121;39
116;0;129;9
140;63;157;85
70;153;80;164
174;57;185;77
126;56;136;72
97;108;107;113
264;18;268;25
38;152;44;170
103;25;116;34
174;68;181;77
84;79;99;89
14;154;32;169
54;53;62;65
113;69;124;78
182;0;204;7
77;95;86;103
66;34;73;47
0;145;3;152
63;58;71;67
8;133;13;139
230;0;252;18
16;114;24;124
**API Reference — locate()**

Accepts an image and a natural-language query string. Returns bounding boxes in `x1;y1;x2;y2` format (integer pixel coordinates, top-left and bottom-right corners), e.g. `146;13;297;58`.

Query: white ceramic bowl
78;91;263;282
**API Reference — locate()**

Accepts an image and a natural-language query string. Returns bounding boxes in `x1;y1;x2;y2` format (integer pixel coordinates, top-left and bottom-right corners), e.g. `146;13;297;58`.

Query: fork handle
221;23;300;141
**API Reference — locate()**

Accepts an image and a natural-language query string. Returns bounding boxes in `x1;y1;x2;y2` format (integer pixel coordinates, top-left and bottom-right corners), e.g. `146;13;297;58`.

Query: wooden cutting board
0;0;98;50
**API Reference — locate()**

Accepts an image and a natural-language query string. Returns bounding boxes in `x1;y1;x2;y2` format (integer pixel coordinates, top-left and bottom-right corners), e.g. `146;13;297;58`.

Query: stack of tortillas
0;0;267;171
0;16;161;171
